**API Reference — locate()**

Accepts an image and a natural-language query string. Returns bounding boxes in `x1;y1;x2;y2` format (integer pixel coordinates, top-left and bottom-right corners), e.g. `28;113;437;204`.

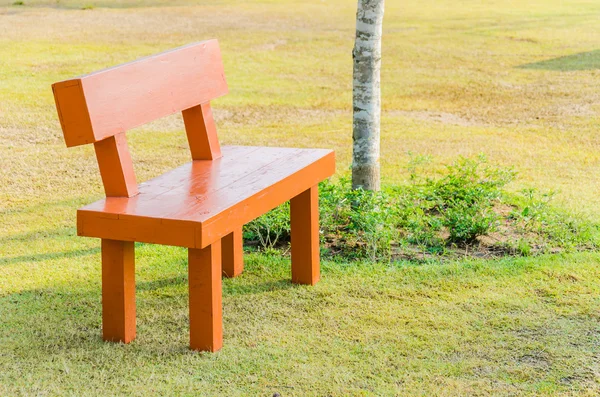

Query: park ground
1;0;600;395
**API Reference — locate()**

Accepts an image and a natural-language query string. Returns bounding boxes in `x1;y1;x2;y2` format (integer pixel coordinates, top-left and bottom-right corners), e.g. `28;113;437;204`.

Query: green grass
2;0;600;395
3;248;600;395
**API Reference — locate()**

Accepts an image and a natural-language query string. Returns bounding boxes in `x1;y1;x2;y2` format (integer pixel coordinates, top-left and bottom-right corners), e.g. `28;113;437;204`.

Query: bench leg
222;227;244;278
189;241;223;352
101;239;136;343
290;185;320;285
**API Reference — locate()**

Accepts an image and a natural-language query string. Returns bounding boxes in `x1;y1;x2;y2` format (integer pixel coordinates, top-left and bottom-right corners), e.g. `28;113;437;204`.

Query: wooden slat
53;40;228;147
78;214;200;248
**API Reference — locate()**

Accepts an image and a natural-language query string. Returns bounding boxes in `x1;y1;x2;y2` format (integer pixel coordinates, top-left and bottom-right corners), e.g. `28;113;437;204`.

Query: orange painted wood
94;133;138;197
101;239;136;343
222;227;243;278
290;186;320;285
52;80;94;147
189;241;223;352
77;146;335;249
53;41;337;352
52;40;228;147
183;103;222;160
195;149;334;246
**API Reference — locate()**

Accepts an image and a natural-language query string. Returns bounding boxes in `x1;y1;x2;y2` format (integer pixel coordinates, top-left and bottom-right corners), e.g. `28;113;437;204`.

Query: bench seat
78;145;335;249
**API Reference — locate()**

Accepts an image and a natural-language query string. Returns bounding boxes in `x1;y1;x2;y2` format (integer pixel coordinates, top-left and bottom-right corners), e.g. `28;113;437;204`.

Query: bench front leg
222;227;244;278
189;241;223;352
101;239;136;343
290;185;320;285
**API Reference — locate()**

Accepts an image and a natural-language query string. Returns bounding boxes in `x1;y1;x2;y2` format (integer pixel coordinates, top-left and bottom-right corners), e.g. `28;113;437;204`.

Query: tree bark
352;0;384;191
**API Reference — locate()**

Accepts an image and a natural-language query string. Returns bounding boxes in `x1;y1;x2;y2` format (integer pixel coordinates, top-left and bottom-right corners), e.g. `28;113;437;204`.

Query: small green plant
444;201;498;243
81;4;95;10
508;188;600;250
12;1;25;5
516;239;532;256
425;155;516;243
244;202;290;250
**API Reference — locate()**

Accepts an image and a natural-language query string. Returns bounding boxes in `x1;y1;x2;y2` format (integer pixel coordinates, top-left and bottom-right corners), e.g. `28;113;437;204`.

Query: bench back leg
290;186;320;285
101;239;136;343
222;227;244;278
189;242;223;352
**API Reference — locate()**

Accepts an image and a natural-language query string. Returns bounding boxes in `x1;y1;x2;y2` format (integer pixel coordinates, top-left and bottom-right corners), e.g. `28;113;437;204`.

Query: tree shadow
0;227;76;243
0;247;99;266
137;274;297;296
223;278;298;296
518;50;600;71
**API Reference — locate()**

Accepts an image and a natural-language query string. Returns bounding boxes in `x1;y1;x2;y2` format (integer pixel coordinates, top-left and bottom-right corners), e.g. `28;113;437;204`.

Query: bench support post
182;103;222;161
101;239;136;343
290;185;320;285
94;133;138;198
189;241;223;352
222;227;244;278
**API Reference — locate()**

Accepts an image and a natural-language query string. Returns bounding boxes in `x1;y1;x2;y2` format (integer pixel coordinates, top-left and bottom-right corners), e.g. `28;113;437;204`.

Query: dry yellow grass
2;0;600;219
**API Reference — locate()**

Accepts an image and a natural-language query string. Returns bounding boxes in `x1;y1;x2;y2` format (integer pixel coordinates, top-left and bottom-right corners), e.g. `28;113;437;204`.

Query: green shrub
443;201;498;243
243;155;599;262
420;155;516;243
244;202;290;250
322;179;400;260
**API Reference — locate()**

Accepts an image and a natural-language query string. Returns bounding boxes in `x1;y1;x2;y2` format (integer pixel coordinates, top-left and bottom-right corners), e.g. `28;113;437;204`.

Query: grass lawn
1;0;600;395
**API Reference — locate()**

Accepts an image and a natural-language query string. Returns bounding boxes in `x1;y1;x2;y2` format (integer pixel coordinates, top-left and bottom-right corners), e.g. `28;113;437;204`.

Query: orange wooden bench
51;40;335;352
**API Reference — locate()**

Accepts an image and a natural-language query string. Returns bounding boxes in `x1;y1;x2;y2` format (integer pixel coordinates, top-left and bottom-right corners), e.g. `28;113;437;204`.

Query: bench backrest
52;40;227;197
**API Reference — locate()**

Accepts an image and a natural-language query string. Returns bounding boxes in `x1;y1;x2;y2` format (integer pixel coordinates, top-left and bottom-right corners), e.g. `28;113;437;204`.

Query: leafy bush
320;180;400;261
244;202;290;250
244;155;599;262
423;155;516;243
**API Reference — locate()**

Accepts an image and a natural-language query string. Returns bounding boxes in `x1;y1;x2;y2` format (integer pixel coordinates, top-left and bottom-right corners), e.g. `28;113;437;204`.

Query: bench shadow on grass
518;50;600;71
137;275;297;296
3;243;296;295
2;275;297;355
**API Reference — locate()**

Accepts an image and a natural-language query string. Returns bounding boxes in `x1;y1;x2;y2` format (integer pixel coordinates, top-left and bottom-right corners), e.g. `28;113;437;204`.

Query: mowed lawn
1;0;600;395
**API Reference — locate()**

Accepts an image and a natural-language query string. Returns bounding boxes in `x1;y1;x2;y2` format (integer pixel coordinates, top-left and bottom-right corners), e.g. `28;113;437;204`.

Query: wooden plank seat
79;145;334;249
51;40;335;352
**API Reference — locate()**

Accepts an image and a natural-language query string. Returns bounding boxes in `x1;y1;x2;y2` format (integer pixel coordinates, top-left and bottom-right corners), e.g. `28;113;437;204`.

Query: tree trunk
352;0;384;191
